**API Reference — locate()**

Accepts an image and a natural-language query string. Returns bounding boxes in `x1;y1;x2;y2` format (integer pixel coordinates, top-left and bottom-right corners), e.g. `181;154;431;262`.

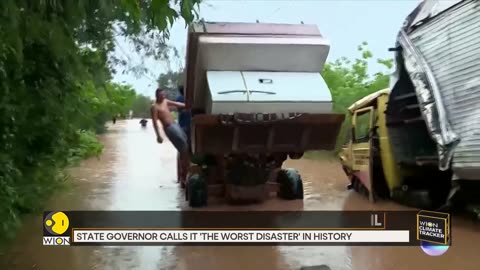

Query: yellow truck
340;87;479;213
340;89;451;209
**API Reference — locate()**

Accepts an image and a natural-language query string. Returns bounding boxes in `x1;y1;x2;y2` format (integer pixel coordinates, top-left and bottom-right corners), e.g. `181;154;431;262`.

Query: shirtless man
151;88;189;159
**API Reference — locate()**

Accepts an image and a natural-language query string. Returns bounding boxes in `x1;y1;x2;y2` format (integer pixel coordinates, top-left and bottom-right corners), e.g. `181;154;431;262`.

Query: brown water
1;119;479;270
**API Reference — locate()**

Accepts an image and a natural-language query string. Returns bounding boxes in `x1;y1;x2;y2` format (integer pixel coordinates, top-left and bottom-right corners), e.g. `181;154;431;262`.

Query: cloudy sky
112;0;422;97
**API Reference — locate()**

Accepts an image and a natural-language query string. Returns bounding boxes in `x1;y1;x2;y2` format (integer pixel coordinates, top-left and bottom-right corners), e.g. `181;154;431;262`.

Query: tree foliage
0;0;201;244
322;42;392;113
75;81;137;133
131;94;154;118
321;42;393;150
157;68;185;99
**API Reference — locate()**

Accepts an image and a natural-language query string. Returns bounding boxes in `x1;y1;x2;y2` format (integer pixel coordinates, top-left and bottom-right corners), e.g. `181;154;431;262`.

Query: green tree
0;0;201;244
157;68;185;100
106;83;137;118
131;94;154;118
321;42;393;151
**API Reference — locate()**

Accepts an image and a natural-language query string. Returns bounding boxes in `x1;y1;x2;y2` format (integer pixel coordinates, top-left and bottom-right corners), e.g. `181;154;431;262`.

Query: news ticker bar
70;230;409;243
43;230;409;246
43;210;451;246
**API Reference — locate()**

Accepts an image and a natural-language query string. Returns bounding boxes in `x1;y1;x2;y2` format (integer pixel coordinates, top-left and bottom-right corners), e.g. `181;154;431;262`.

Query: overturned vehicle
340;0;480;214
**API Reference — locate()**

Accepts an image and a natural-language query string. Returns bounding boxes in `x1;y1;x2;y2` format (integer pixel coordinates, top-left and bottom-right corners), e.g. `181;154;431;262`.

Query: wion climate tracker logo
43;211;70;246
416;210;450;245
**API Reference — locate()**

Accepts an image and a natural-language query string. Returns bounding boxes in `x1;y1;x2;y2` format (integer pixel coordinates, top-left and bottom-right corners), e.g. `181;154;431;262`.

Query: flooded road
1;119;479;270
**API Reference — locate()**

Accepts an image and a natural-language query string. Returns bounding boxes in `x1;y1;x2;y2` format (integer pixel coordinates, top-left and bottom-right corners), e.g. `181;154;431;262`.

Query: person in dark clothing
175;85;191;187
176;85;191;136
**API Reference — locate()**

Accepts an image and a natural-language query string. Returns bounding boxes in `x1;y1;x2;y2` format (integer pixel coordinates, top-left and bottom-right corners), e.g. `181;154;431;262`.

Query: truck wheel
187;173;208;207
278;168;304;200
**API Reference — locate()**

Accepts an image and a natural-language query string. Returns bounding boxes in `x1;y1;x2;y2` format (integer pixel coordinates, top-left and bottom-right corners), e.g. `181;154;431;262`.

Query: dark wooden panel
192;114;345;154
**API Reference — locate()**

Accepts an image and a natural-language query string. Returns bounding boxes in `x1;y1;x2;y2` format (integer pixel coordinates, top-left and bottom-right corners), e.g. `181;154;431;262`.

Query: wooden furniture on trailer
180;21;345;207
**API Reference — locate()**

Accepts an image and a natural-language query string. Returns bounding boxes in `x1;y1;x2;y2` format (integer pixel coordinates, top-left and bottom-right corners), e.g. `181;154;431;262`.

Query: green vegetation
305;42;393;160
67;130;104;166
76;81;138;133
131;94;154;118
158;69;185;99
0;0;200;245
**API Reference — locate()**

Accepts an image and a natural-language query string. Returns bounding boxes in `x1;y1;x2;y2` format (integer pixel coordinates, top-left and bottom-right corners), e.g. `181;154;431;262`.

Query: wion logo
43;211;70;246
416;210;450;245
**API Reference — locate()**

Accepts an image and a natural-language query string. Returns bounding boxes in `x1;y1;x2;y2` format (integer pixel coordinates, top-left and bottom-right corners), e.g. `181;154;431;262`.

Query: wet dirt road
1;119;479;270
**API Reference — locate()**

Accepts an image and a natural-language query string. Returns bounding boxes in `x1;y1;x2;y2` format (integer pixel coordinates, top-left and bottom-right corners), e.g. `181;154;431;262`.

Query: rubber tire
190;154;206;166
278;168;304;200
288;152;304;160
187;173;208;207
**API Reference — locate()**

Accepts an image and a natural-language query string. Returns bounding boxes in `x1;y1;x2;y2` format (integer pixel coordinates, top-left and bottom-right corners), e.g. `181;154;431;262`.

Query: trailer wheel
288;152;304;160
190;154;216;167
187;173;208;207
278;168;304;200
190;154;206;165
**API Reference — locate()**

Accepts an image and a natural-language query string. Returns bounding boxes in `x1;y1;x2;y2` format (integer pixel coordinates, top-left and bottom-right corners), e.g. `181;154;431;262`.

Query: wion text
43;236;70;246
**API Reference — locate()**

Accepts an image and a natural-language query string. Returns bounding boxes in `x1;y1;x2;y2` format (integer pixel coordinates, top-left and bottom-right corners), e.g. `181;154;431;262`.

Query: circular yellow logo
44;212;69;235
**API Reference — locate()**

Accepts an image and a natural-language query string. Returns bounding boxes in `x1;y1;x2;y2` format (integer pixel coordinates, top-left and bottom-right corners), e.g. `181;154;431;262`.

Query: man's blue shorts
164;123;188;153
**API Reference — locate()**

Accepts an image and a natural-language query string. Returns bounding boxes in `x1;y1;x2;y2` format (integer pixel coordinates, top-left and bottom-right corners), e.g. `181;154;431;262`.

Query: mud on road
1;120;479;270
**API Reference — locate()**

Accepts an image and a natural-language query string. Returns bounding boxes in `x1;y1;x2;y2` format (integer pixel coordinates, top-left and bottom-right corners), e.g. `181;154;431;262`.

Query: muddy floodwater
1;120;479;270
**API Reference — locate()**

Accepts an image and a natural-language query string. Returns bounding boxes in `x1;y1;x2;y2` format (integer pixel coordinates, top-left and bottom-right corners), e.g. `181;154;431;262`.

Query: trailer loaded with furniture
181;21;345;207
